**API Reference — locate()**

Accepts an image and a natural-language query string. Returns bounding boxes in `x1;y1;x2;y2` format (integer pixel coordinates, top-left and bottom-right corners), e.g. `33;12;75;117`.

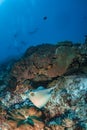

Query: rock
45;75;87;121
10;42;87;83
45;125;65;130
40;75;87;130
0;41;87;130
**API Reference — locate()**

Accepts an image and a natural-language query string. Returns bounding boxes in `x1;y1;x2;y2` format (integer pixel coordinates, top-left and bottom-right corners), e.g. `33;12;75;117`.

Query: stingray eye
30;92;35;96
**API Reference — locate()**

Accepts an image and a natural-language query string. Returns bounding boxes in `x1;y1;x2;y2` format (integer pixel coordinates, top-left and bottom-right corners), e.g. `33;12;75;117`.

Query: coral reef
0;41;87;129
10;42;87;83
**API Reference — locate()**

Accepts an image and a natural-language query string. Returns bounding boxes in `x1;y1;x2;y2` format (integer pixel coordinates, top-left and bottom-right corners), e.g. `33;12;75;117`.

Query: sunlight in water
0;0;4;5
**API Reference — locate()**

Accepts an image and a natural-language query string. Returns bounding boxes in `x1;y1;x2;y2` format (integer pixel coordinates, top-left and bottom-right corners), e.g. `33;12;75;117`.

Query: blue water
0;0;87;63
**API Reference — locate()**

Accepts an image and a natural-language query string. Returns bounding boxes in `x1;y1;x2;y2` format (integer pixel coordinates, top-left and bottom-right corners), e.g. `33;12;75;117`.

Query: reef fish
28;84;57;108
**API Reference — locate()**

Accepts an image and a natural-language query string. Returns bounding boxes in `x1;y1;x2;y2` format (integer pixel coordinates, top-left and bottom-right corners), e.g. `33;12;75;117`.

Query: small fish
43;16;47;20
28;84;57;108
